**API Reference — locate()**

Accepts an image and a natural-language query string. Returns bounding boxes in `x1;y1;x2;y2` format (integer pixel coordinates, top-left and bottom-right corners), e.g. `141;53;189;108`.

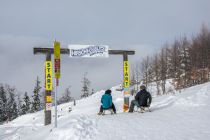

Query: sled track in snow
49;115;98;140
0;126;23;140
151;96;176;111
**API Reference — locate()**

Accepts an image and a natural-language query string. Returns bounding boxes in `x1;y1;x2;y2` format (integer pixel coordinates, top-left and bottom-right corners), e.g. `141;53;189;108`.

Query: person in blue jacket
98;89;116;115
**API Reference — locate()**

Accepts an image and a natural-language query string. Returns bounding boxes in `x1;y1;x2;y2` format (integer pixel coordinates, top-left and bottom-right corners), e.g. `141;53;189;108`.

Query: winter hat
105;89;112;94
140;85;146;90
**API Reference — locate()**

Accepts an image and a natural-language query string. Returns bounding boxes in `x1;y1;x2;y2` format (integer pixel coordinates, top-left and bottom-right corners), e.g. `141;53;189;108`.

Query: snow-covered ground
0;82;210;140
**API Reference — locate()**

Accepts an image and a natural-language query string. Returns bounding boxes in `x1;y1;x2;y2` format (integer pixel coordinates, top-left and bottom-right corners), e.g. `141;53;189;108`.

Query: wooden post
123;52;130;112
45;52;51;125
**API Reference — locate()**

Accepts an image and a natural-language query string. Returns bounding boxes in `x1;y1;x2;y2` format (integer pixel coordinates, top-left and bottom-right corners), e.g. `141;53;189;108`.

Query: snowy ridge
0;82;210;140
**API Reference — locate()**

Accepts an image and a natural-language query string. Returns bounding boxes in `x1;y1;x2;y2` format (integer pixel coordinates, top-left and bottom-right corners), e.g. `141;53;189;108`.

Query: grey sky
0;0;210;99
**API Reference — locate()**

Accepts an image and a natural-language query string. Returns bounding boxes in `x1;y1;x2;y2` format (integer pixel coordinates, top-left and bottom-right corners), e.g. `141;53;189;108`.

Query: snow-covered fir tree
31;77;42;112
81;72;91;98
6;85;18;121
21;92;31;114
0;84;7;123
91;89;94;95
58;86;72;104
17;94;23;116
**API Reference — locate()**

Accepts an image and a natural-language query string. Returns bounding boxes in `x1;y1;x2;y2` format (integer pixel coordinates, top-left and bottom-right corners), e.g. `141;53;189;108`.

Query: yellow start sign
45;61;52;90
123;61;130;88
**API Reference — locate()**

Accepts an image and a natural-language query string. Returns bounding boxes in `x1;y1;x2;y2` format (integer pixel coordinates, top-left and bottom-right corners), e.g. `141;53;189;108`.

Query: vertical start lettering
45;61;52;90
123;61;130;88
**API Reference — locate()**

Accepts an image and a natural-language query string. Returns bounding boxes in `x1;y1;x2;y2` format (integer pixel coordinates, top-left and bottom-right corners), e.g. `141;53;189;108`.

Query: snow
0;83;210;140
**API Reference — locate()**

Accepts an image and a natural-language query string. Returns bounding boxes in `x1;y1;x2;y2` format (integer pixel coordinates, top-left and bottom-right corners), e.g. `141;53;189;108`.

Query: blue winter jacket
101;93;112;109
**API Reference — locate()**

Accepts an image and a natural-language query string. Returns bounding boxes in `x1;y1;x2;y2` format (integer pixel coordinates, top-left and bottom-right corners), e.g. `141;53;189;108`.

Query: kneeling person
98;89;116;115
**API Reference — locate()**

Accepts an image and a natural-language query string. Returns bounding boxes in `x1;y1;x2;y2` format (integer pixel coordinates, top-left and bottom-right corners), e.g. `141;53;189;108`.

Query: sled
98;109;114;115
136;106;151;113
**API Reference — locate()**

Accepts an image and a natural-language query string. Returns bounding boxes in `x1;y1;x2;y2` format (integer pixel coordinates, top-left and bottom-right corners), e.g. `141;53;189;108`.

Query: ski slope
0;82;210;140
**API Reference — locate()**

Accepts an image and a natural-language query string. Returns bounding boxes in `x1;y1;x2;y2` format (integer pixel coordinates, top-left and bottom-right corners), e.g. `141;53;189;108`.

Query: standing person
128;85;152;113
98;89;116;115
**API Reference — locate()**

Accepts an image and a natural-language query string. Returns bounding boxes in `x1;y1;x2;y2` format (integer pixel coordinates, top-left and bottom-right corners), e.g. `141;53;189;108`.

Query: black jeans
100;103;116;113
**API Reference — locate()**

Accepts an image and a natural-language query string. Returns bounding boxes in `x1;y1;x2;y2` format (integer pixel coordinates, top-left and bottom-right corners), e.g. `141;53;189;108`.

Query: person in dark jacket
128;85;152;112
98;89;116;115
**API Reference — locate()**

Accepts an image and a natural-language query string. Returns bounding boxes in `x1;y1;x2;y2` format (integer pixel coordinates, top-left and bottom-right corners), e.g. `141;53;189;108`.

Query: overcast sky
0;0;210;99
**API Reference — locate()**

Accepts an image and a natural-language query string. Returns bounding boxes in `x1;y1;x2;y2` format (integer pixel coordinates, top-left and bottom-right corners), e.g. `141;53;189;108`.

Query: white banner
68;45;109;58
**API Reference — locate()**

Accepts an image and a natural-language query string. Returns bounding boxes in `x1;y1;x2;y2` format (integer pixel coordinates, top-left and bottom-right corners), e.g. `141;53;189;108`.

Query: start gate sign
68;45;109;58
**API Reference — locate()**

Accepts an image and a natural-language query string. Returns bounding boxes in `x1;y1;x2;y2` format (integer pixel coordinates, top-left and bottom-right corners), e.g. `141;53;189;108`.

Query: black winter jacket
135;89;152;107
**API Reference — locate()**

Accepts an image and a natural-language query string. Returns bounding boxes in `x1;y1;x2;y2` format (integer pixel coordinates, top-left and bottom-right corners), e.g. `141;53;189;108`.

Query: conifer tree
81;72;91;98
6;85;18;121
31;77;42;112
21;92;31;114
0;84;7;122
58;86;72;104
91;89;94;95
17;94;23;116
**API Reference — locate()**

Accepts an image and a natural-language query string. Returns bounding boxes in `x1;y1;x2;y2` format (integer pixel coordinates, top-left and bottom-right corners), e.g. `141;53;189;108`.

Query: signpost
123;60;130;112
53;40;60;128
45;53;52;125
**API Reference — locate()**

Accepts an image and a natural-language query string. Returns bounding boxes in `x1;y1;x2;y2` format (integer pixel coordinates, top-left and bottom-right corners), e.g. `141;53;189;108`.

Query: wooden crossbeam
109;50;135;55
33;48;135;56
34;48;69;55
